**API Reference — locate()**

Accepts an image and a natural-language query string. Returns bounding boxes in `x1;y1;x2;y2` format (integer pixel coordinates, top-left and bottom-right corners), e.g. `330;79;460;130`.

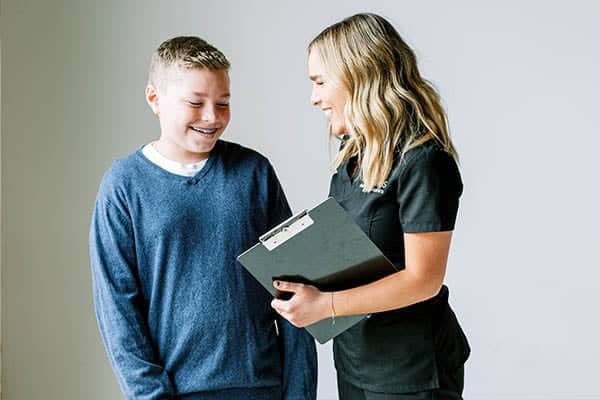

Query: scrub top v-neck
329;139;471;393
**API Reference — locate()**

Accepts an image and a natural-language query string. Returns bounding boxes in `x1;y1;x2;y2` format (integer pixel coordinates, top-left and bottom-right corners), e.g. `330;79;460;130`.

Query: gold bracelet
330;291;336;325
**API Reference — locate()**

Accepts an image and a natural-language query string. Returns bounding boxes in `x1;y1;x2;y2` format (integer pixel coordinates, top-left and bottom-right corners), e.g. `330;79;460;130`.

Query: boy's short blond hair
148;36;230;88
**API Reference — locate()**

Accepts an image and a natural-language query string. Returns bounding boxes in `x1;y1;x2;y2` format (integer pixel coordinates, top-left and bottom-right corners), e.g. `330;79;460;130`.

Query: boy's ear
145;84;160;115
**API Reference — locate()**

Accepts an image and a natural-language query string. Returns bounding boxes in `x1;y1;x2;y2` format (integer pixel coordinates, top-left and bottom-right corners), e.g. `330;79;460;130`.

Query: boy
89;36;317;400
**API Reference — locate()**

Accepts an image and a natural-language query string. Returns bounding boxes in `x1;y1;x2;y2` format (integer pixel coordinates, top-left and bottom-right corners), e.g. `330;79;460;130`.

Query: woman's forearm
271;232;451;327
333;268;443;317
334;231;451;317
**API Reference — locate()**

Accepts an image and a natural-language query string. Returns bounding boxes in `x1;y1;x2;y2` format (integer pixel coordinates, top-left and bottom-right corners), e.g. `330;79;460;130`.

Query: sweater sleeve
266;164;318;400
277;318;318;400
89;195;175;400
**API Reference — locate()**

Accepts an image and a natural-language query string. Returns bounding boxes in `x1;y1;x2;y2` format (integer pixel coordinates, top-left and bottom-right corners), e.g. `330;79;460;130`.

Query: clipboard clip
259;209;314;251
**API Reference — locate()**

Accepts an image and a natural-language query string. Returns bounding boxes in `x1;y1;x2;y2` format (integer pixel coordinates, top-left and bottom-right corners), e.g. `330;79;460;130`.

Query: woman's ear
145;84;160;115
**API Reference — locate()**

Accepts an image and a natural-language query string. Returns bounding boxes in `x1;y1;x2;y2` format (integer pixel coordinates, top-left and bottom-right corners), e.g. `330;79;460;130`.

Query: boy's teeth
191;127;217;134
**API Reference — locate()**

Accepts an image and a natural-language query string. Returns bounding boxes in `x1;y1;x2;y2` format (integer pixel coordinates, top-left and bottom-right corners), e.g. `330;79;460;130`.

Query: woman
271;13;470;400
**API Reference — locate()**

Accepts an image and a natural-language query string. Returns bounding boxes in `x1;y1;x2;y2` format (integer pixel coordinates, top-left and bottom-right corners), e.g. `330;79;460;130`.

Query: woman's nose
310;89;320;106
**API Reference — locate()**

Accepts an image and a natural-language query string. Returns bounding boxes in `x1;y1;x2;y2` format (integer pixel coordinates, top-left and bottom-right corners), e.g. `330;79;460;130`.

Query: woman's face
308;50;347;135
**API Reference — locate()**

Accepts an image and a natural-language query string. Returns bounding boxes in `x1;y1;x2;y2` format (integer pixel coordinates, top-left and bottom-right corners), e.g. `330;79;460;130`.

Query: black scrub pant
337;365;464;400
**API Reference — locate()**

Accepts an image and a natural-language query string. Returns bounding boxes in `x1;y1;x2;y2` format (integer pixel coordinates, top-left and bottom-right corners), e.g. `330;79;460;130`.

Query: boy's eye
187;101;229;108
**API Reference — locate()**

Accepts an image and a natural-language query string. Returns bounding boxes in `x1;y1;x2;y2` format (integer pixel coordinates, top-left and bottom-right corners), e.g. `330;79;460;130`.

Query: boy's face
146;67;231;163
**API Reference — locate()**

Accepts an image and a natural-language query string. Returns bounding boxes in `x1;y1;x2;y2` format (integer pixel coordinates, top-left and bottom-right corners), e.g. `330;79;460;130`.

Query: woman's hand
271;281;331;327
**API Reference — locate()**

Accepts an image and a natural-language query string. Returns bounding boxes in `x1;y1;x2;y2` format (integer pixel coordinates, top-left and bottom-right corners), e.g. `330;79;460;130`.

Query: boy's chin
186;140;219;156
188;144;216;155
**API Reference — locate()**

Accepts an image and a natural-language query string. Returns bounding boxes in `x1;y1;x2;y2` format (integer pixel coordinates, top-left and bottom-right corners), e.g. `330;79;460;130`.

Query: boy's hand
271;281;330;327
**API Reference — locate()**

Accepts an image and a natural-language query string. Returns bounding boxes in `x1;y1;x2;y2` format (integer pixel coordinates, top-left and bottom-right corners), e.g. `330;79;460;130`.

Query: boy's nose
201;110;215;122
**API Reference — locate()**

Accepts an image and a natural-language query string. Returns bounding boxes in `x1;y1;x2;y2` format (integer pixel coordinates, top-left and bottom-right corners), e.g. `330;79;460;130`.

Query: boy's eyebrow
191;91;231;98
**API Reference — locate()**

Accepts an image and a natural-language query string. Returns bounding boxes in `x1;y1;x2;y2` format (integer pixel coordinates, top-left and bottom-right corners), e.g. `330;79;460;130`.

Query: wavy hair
308;13;458;192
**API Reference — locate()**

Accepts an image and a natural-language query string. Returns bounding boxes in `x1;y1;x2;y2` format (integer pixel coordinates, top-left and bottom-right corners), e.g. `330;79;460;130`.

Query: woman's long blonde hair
309;13;458;192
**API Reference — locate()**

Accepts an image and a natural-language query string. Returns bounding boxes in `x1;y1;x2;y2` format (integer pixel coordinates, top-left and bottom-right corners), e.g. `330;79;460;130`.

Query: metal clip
259;210;314;251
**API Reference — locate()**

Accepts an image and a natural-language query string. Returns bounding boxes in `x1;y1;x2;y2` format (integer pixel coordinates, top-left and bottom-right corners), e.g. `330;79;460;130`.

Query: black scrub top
330;139;471;393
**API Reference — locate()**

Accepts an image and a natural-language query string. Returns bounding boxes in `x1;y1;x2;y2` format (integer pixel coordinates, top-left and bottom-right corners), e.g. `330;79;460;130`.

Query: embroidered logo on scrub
359;180;389;194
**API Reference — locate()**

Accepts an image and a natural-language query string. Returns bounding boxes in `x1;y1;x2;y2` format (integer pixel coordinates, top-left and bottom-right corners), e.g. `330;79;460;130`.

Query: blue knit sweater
89;140;317;400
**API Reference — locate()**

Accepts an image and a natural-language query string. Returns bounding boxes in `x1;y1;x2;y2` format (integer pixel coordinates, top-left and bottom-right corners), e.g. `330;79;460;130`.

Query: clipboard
237;197;398;344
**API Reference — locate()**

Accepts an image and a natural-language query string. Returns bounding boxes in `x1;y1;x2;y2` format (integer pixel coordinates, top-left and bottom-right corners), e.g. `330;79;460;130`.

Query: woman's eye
216;103;230;109
189;102;202;107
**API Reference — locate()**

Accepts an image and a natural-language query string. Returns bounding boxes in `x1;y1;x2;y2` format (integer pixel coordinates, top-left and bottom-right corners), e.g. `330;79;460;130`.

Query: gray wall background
2;1;599;399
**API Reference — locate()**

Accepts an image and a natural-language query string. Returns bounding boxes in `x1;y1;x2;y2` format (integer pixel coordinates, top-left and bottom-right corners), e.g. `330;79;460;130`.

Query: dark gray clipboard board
237;197;398;344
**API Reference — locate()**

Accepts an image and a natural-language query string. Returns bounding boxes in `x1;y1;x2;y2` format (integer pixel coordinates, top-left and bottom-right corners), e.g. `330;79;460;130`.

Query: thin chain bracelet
330;291;336;325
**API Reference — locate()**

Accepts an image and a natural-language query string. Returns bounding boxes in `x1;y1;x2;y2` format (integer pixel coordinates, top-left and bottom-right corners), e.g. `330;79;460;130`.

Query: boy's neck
153;138;210;164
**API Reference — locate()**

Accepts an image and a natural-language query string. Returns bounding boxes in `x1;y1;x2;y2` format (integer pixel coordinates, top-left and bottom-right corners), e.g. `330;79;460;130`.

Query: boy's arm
277;318;318;400
90;196;175;400
266;164;318;400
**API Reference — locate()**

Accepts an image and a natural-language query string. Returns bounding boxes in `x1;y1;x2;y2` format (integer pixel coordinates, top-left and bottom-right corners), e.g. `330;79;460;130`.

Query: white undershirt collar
142;142;207;177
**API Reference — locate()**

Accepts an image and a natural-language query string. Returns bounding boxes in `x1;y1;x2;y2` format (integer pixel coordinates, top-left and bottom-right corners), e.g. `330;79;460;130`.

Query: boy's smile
190;126;218;135
146;67;231;164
